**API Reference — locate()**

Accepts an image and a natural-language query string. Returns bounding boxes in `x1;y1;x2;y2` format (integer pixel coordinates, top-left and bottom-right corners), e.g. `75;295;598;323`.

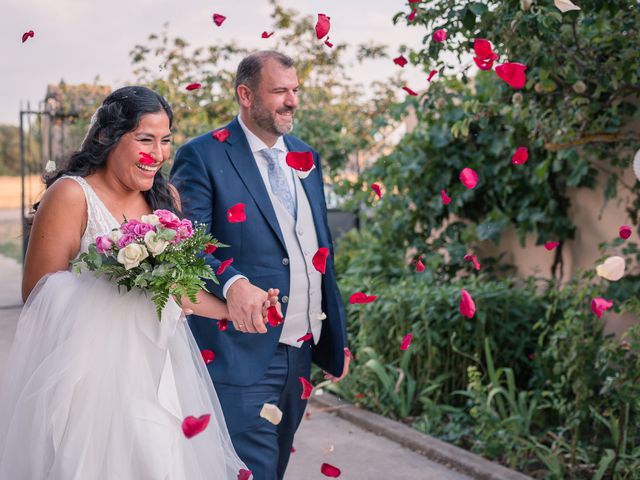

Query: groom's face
249;59;299;137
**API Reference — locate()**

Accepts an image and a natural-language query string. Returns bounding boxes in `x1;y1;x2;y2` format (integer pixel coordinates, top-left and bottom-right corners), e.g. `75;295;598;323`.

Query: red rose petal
217;258;234;275
544;241;560;251
182;414;211;438
460;289;476;319
393;55;408;67
227;203;246;223
299;377;314;400
427;69;438;82
261;31;274;38
186;83;201;91
201;349;216;364
511;146;529;165
212;14;226;26
474;56;496;71
21;30;34;43
217;319;228;331
321;463;341;477
312;247;329;274
237;469;253;480
441;189;451;205
349;292;377;304
464;254;481;271
371;183;382;199
138;151;154;165
204;242;218;255
267;306;284;327
297;332;313;342
619;225;632;239
324;37;334;48
473;39;498;62
315;13;331;39
407;8;417;22
400;333;413;351
355;393;365;399
286;151;315;172
415;256;425;272
212;128;230;142
591;298;613;319
460;168;479;189
409;0;421;2
495;62;527;89
433;29;447;43
402;86;418;96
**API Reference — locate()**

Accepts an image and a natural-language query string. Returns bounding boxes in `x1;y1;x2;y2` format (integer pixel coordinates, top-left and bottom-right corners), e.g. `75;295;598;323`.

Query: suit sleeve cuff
222;274;248;299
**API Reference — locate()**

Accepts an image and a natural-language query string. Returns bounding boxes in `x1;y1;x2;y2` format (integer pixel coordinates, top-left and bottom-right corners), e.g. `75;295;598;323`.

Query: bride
0;86;271;479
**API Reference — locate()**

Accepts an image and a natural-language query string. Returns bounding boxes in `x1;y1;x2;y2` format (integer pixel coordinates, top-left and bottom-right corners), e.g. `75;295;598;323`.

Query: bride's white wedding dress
0;176;247;479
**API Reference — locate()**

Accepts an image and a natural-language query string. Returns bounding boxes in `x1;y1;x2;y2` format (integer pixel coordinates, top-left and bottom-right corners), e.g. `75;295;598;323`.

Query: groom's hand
226;279;269;334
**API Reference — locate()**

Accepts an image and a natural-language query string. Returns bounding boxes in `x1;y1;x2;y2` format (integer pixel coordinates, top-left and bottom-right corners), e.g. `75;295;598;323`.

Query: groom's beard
250;97;295;136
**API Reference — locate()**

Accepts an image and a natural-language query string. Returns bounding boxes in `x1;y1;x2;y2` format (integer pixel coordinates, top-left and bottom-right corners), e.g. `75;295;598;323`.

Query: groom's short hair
234;51;295;102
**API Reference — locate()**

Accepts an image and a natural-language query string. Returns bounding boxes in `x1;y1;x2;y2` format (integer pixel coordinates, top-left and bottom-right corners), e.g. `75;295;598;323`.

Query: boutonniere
286;151;316;179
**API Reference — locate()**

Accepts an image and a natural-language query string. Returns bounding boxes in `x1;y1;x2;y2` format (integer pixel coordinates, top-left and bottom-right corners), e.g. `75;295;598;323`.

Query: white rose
117;243;149;270
108;229;123;243
143;231;169;256
141;214;161;226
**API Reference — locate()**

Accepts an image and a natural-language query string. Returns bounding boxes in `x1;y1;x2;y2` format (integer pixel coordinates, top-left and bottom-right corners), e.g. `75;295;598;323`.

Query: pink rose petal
324;37;334;48
217;319;228;331
349;292;377;304
261;31;274;38
212;128;230;142
185;83;201;91
212;14;226;26
402;86;418;96
407;8;417;22
393;55;408;67
427;69;438;81
217;258;234;275
299;377;314;400
312;247;329;274
286;151;315;172
619;225;632;239
544;241;560;251
138;151;154;165
460;168;479;189
321;463;341;477
227;203;246;223
441;189;451;205
371;183;382;199
400;333;413;351
297;333;313;342
415;256;425;272
237;469;253;480
21;30;34;43
182;414;211;438
267;306;284;327
511;146;529;165
433;29;447;43
464;254;481;271
315;14;331;39
460;289;476;319
591;298;613;319
201;349;216;364
495;62;527;89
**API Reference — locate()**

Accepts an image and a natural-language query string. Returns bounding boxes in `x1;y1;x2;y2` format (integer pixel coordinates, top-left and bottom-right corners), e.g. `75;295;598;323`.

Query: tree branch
545;131;640;152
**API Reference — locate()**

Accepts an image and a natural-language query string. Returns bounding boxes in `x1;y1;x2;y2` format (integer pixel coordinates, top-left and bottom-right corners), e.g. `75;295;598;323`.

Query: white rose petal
144;231;169;256
108;229;123;243
259;403;283;425
554;0;581;12
117;243;149;270
294;163;316;179
317;312;327;321
596;256;625;282
141;214;161;226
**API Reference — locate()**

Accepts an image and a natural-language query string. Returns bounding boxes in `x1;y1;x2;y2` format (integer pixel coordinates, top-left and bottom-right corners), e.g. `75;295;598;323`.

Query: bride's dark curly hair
40;86;178;212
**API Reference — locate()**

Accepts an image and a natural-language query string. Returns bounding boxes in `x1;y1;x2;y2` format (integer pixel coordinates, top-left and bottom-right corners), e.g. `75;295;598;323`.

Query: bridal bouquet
72;209;224;319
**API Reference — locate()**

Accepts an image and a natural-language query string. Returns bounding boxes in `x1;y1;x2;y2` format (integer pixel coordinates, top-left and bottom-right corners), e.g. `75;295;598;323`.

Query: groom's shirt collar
237;115;287;153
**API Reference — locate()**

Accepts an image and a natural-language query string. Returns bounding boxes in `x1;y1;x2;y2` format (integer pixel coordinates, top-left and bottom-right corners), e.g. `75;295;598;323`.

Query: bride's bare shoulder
36;177;87;218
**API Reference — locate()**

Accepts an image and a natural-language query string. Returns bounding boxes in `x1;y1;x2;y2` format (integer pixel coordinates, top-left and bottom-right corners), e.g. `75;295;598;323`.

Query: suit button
282;296;289;304
282;258;289;266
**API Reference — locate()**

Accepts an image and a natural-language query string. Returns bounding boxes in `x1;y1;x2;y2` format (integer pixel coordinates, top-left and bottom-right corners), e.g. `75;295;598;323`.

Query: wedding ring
238;323;245;327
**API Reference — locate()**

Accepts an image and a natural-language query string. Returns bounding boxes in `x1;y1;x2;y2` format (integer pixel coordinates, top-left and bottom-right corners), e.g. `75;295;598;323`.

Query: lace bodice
61;176;120;255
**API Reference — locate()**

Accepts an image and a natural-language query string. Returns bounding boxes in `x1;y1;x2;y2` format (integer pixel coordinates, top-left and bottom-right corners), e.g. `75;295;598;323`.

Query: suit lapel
224;118;287;250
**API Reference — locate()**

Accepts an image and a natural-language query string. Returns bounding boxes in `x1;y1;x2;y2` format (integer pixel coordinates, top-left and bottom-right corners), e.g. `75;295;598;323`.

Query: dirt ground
0;175;44;210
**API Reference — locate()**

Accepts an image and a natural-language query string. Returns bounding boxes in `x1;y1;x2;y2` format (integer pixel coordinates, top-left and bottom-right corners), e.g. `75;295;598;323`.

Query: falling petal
261;31;274;38
217;258;234;275
227;203;246;223
400;333;413;351
204;242;217;255
297;332;313;342
393;55;408;67
427;69;438;81
217;319;228;331
212;128;230;142
355;393;365;399
138;152;154;165
544;241;560;251
299;377;314;400
212;14;226;26
267;306;284;327
312;247;329;274
433;29;447;43
21;30;35;43
324;37;334;48
260;403;283;425
460;289;476;319
495;62;527;89
473;56;496;71
460;168;479;189
182;414;211;438
185;83;201;91
291;446;296;453
237;469;253;480
402;86;418;96
201;349;216;364
473;39;498;62
349;292;377;304
415;256;425;272
371;183;382;199
321;463;342;477
441;189;451;205
511;146;529;165
596;256;626;281
317;312;327;321
464;254;481;271
286;151;315;173
407;8;417;22
591;298;613;318
315;14;331;39
619;225;632;239
554;0;581;12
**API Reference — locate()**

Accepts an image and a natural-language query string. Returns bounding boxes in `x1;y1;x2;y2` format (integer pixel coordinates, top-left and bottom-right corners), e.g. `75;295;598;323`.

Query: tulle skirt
0;271;246;479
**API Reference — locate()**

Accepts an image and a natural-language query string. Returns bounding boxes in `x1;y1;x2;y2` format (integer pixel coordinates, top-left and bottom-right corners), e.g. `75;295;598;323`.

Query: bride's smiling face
106;111;172;192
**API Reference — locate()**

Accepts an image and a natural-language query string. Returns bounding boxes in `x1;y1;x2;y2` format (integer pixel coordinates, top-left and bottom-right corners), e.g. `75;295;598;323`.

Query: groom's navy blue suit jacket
170;117;347;386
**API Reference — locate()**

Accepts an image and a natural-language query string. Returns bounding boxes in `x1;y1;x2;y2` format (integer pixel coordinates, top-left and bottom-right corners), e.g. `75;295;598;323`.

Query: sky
0;0;430;126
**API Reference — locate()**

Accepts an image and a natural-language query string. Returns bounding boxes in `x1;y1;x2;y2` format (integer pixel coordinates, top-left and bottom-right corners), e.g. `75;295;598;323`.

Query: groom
171;51;349;480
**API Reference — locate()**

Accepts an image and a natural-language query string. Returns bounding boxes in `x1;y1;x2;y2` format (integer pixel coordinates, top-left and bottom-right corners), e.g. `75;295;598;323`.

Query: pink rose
117;233;137;249
95;235;113;254
154;209;181;229
121;219;155;238
175;219;194;242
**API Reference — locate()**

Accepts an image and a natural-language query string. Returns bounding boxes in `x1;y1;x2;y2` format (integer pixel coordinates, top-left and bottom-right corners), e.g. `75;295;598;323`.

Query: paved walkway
0;255;473;479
